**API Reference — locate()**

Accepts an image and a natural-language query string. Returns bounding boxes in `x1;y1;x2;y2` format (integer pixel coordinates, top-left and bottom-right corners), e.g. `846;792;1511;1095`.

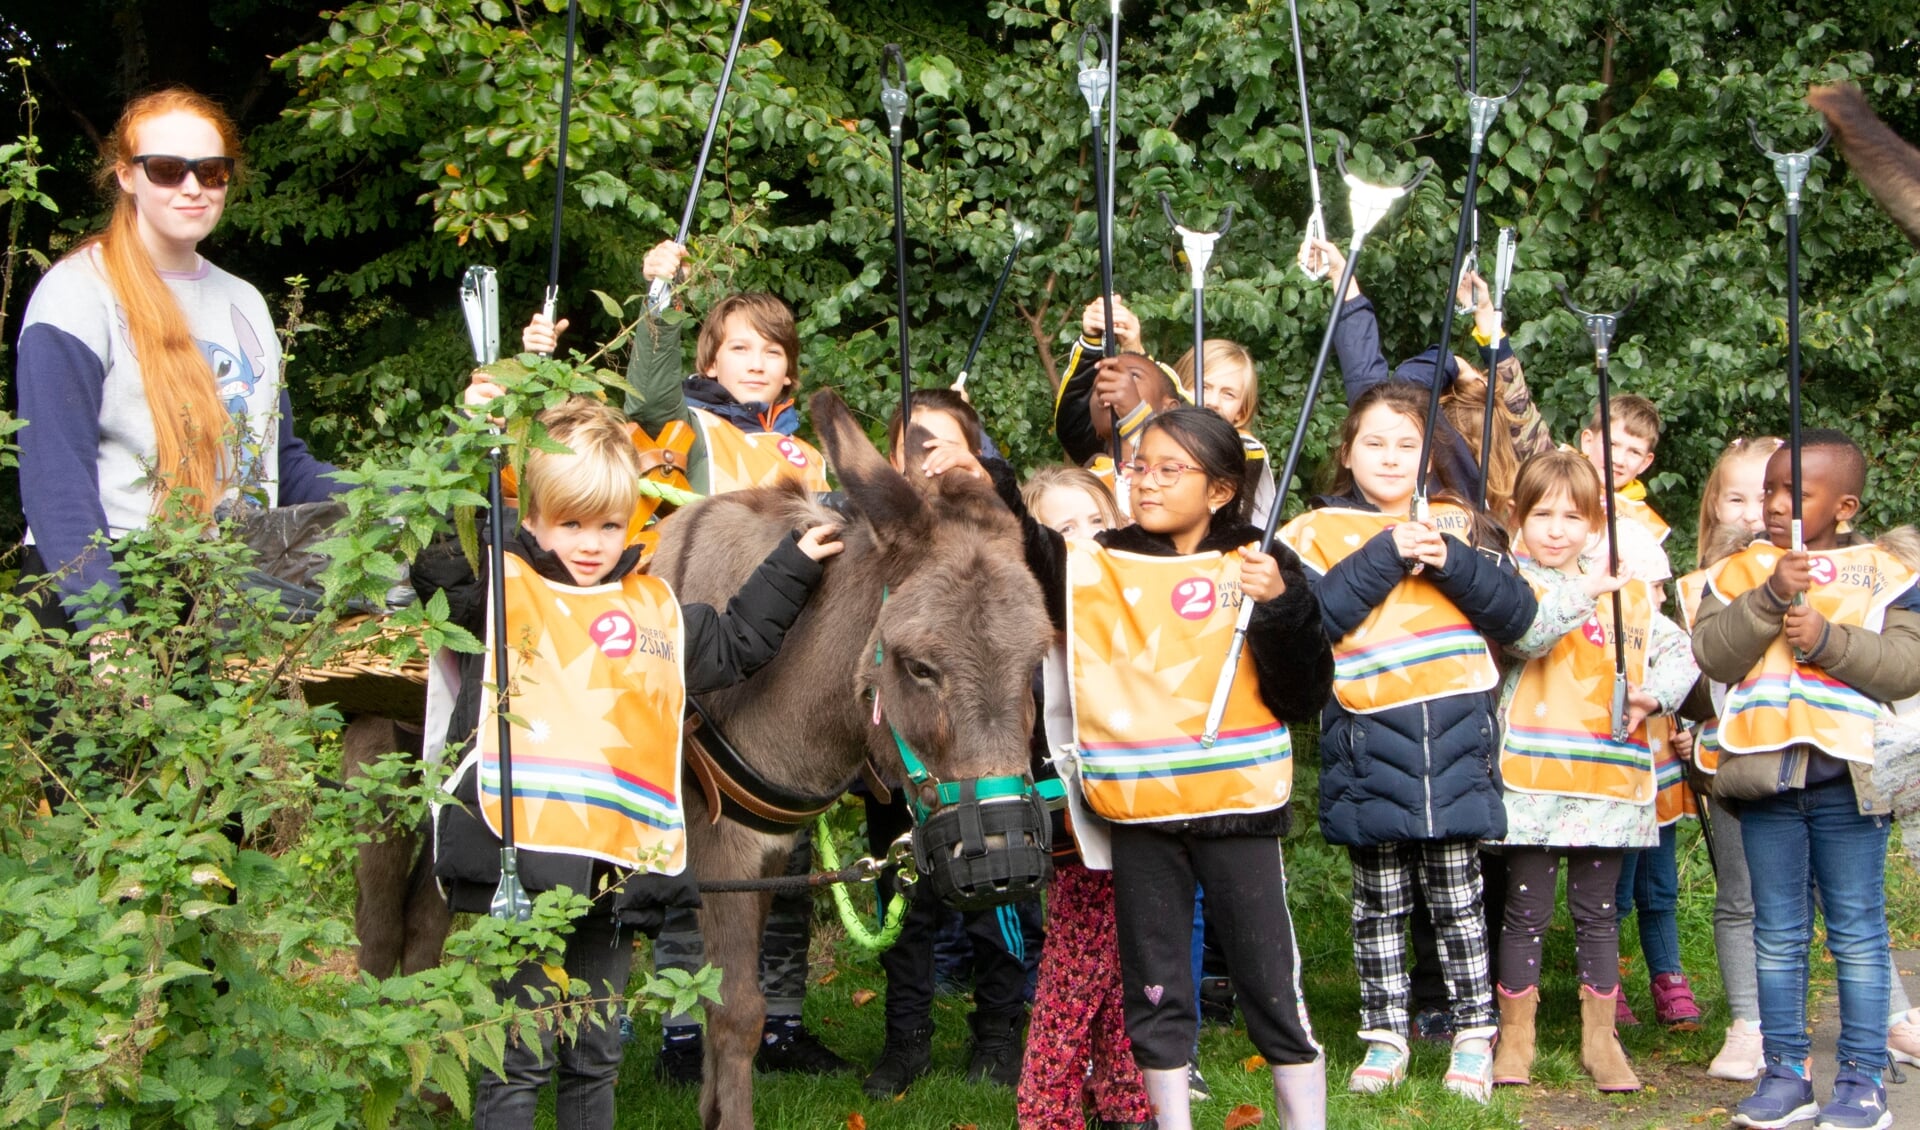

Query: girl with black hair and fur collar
998;405;1334;1130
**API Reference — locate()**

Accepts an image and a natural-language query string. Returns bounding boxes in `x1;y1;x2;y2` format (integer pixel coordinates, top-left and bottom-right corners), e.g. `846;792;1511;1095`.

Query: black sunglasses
130;154;236;189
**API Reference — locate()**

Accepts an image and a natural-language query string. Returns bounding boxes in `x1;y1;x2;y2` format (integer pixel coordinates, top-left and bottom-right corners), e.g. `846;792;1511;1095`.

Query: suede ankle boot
1579;985;1642;1092
1492;984;1538;1085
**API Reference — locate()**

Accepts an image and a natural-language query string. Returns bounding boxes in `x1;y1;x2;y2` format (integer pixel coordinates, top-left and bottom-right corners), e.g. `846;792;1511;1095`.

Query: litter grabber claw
461;266;500;365
1492;227;1517;313
1160;193;1235;405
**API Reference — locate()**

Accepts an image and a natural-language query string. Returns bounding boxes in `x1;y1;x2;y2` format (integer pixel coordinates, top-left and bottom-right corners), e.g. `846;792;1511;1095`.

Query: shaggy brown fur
341;716;451;977
649;389;1051;1130
1808;83;1920;246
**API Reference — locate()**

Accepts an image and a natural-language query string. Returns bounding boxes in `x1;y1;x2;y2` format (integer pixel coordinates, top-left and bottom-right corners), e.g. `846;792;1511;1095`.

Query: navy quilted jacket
1306;493;1537;846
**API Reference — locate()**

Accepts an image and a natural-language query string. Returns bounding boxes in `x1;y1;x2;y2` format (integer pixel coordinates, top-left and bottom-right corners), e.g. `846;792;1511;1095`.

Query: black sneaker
655;1026;703;1086
966;1011;1026;1088
756;1017;853;1075
1413;1006;1456;1044
862;1024;935;1099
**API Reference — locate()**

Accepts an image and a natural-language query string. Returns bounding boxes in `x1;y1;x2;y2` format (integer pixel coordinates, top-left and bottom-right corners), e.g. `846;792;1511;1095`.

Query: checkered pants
1349;839;1494;1035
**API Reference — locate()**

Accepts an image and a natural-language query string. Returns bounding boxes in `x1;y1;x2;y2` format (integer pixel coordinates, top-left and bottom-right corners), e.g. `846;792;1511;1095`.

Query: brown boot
1491;984;1538;1085
1579;985;1642;1092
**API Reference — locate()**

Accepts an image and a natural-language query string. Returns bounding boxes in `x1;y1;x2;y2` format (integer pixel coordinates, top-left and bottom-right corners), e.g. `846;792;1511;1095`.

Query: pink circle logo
1808;556;1837;586
1172;578;1216;620
776;438;808;468
1582;615;1607;648
590;611;636;657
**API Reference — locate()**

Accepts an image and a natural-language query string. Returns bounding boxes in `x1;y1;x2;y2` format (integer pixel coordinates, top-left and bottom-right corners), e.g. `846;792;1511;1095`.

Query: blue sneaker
1732;1064;1817;1128
1815;1069;1891;1130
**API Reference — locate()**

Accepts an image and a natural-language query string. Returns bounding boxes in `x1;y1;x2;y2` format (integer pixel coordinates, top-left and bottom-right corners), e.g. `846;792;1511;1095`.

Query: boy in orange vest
1692;429;1920;1130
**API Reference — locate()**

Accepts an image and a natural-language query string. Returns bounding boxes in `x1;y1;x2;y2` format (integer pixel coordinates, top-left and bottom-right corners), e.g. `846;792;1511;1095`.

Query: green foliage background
196;0;1917;574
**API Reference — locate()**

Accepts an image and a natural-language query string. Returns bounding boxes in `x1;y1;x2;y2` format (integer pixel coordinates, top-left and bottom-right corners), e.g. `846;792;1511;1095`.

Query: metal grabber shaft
882;46;913;433
1159;194;1234;407
648;0;756;315
1558;284;1641;743
953;219;1036;392
1473;226;1517;507
1077;24;1121;464
1201;149;1430;745
1751;117;1831;558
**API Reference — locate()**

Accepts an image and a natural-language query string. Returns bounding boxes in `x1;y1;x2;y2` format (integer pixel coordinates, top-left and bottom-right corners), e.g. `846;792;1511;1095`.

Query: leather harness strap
682;705;849;836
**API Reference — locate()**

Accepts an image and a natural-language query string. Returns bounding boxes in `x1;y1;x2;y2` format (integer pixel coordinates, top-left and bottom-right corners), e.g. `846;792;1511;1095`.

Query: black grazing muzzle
908;775;1053;911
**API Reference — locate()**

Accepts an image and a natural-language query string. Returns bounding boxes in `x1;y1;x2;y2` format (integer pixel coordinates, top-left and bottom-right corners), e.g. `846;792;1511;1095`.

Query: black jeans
1109;823;1319;1068
475;911;634;1130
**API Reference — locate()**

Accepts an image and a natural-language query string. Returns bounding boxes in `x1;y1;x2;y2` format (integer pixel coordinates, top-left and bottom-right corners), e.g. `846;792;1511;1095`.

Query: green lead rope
815;812;908;952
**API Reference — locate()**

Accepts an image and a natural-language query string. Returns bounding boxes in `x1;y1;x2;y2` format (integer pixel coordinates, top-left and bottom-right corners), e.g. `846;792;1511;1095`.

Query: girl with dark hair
1278;381;1537;1103
1000;405;1335;1130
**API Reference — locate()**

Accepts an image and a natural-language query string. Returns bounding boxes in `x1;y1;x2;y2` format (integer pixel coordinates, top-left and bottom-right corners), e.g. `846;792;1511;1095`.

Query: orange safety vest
1066;542;1292;823
478;553;689;873
1281;503;1499;714
1501;577;1657;804
1650;716;1697;824
1615;494;1670;545
692;408;831;496
1708;542;1917;765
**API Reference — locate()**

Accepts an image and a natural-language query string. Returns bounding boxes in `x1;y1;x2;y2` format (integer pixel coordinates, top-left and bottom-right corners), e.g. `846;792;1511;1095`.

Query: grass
500;757;1920;1129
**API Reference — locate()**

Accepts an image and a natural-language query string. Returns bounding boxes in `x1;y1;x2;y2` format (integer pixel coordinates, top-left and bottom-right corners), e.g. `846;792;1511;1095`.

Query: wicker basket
296;614;429;723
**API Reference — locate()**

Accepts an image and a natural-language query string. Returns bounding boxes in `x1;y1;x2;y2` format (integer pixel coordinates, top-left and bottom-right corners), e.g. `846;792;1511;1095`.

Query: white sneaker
1710;1018;1766;1081
1889;1008;1920;1067
1347;1031;1409;1093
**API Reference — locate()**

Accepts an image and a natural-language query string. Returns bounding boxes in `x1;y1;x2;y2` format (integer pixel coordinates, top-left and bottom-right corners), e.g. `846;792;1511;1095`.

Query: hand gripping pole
1201;149;1430;745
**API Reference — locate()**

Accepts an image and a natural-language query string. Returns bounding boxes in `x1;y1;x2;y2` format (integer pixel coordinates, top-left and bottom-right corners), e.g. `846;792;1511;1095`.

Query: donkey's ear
810;389;933;553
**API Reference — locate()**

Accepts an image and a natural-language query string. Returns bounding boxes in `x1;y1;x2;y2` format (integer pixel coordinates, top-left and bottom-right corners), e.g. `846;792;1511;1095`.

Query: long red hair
80;88;245;515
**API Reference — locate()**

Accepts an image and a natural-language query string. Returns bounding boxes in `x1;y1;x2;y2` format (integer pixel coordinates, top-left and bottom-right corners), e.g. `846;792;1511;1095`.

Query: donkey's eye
903;659;939;685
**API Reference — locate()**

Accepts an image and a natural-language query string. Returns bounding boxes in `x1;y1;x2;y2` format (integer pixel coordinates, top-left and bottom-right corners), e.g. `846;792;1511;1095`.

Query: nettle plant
0;357;714;1129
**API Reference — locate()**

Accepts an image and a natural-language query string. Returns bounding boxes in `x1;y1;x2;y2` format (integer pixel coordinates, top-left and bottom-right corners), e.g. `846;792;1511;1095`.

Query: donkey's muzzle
911;781;1052;911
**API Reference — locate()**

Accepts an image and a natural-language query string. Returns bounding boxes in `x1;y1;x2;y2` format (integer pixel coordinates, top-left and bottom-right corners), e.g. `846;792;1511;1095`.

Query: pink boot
1650;972;1702;1031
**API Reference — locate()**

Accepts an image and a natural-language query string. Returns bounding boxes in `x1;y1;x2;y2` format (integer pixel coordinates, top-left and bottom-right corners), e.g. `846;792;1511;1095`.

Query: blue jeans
1616;823;1682;976
1740;777;1891;1073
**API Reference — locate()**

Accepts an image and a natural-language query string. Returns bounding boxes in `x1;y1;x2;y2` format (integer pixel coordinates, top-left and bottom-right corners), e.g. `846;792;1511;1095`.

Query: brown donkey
649;389;1051;1130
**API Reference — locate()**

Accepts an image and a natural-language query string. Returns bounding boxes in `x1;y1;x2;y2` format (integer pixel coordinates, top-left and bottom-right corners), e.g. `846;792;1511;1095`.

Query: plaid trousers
1349;839;1495;1036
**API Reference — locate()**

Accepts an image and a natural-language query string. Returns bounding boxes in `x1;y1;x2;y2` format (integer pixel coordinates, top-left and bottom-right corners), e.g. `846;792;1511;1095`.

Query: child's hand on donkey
797;523;845;562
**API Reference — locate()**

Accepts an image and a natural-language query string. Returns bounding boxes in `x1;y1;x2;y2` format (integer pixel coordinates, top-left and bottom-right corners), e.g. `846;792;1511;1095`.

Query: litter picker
1750;117;1830;560
1409;57;1525;529
459;262;529;922
1557;283;1640;742
1159;194;1234;407
952;219;1036;393
647;0;755;315
882;45;913;434
1077;24;1122;463
1201;148;1430;745
540;0;581;335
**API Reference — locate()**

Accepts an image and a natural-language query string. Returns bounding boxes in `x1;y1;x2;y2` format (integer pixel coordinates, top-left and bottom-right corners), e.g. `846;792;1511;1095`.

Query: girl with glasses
1000;405;1335;1130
